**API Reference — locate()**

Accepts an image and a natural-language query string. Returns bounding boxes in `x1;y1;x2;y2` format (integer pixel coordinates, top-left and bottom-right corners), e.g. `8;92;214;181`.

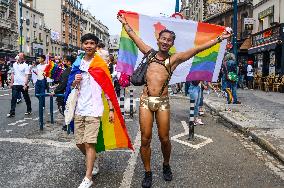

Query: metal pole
188;99;195;140
130;89;134;118
38;94;44;130
19;0;23;52
233;0;238;62
175;0;180;13
50;95;54;124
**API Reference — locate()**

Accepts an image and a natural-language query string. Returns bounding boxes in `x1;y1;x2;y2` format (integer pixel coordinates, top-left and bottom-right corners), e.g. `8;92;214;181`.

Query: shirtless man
117;13;231;188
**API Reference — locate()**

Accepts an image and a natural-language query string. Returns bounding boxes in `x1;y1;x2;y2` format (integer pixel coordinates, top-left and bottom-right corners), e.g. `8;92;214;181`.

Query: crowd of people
0;13;259;188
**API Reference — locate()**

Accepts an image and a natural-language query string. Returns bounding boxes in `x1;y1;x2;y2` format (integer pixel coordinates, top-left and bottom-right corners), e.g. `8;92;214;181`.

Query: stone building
248;0;284;76
0;0;18;58
18;1;48;58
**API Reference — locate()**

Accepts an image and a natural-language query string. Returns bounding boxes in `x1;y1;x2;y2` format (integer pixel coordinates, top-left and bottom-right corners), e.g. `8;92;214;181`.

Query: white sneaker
92;159;99;175
195;119;204;125
78;177;93;188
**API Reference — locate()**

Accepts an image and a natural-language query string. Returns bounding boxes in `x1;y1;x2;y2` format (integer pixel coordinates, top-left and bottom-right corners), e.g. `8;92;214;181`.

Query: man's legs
156;109;173;181
21;86;32;113
231;82;238;104
139;107;154;172
84;143;96;180
9;85;20;115
155;110;171;165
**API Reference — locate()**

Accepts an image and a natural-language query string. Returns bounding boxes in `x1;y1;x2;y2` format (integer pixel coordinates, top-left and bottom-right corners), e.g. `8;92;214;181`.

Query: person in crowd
7;53;32;117
67;33;116;188
0;58;9;89
238;63;246;89
117;12;231;188
35;55;47;109
96;42;109;61
108;54;121;97
222;53;241;104
247;60;254;90
53;55;75;130
188;81;204;125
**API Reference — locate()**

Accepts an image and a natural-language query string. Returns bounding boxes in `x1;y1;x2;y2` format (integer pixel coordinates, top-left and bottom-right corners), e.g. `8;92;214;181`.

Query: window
268;15;274;26
258;19;263;31
39;33;42;41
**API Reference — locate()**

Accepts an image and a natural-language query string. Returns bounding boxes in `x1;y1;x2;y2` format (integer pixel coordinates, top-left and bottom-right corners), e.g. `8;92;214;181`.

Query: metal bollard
120;94;125;119
188;99;195;140
38;94;44;130
130;89;134;118
50;95;54;124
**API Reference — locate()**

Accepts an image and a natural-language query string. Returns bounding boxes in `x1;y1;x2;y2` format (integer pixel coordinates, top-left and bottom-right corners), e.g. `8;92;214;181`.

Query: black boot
142;171;152;188
163;164;173;181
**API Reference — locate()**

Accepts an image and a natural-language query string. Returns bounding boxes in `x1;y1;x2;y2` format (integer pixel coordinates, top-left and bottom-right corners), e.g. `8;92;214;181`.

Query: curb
204;100;284;164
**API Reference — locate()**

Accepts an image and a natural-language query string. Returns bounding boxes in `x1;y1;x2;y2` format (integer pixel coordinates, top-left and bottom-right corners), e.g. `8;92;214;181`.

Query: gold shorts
140;95;170;112
74;115;100;144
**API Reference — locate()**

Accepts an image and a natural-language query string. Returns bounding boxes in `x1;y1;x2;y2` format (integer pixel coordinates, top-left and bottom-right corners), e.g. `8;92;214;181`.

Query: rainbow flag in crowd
44;60;64;81
116;10;227;83
65;53;133;152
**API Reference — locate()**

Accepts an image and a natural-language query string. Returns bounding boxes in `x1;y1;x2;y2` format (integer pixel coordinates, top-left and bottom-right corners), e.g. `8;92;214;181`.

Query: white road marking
33;117;39;121
3;94;9;96
171;121;213;149
18;123;29;127
120;130;141;188
0;95;4;97
0;137;75;148
8;119;26;126
47;110;59;115
5;130;13;133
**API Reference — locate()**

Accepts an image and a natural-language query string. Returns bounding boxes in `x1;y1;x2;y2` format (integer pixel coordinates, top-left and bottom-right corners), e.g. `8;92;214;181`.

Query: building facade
19;1;48;57
109;34;119;57
0;0;18;57
248;0;284;76
203;2;253;65
181;0;204;21
80;10;110;48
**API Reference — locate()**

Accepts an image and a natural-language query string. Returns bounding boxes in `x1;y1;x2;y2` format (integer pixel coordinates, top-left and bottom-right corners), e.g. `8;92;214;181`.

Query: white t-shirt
12;62;29;86
75;58;105;117
36;64;47;80
247;65;254;77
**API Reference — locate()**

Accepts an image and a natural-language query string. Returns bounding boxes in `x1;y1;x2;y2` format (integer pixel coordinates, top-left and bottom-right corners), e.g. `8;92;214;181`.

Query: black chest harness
145;55;172;97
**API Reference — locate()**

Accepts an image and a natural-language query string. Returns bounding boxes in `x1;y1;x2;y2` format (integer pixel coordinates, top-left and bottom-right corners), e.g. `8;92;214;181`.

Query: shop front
248;23;284;77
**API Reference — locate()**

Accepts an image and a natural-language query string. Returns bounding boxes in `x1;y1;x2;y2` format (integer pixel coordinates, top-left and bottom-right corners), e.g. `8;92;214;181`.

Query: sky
80;0;177;35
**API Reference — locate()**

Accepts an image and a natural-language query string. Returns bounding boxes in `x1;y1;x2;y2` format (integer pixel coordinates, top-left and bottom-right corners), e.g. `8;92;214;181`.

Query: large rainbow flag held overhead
116;10;227;83
65;54;133;152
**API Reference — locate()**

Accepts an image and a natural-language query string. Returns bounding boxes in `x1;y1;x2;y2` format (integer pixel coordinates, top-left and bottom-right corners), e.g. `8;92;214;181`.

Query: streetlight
175;0;180;13
233;0;238;62
19;0;23;52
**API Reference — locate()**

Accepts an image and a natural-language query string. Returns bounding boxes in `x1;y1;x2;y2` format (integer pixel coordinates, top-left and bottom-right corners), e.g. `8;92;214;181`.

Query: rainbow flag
117;10;227;83
65;53;133;152
44;60;64;82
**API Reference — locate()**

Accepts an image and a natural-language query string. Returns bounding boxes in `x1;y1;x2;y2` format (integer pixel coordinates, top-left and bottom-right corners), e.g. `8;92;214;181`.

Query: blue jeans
188;84;201;117
226;81;238;104
35;79;46;108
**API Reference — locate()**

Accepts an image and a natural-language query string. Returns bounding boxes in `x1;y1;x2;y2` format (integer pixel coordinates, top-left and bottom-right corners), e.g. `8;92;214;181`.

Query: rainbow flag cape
44;60;64;81
117;10;227;83
65;53;133;152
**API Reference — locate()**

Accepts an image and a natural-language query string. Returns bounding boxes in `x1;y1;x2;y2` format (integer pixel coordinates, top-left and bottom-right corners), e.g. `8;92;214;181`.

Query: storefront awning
240;38;251;50
248;40;281;54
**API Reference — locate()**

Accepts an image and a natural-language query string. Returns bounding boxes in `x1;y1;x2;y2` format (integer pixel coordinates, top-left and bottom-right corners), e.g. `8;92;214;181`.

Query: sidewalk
203;89;284;163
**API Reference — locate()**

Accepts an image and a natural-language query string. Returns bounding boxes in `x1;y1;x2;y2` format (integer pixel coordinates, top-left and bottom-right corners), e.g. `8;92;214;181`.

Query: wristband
109;108;114;112
217;36;222;43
